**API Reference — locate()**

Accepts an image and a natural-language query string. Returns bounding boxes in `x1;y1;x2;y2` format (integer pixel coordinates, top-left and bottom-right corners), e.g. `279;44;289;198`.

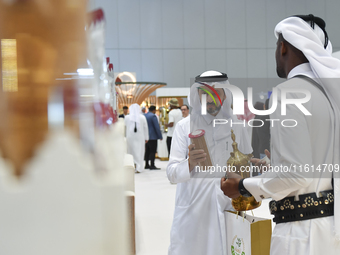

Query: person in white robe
125;104;149;173
221;14;340;255
167;71;252;255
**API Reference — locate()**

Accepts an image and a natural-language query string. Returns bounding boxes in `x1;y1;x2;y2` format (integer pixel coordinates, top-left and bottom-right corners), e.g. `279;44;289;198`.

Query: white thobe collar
287;63;316;79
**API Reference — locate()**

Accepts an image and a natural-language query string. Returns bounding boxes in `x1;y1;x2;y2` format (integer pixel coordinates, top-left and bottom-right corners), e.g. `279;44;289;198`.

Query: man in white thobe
125;104;149;173
167;71;252;255
221;15;340;255
166;98;183;156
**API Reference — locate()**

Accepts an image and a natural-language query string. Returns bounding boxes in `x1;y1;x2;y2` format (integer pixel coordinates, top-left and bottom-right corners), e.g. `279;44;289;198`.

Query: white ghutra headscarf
128;104;141;133
188;80;233;120
275;16;340;240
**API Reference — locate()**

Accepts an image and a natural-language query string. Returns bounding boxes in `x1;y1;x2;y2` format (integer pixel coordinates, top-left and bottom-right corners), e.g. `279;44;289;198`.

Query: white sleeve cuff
243;177;268;202
167;159;191;183
177;159;191;182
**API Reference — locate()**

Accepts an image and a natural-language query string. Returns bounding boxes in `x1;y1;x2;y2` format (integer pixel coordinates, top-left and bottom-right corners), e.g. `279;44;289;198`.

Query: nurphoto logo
199;82;312;128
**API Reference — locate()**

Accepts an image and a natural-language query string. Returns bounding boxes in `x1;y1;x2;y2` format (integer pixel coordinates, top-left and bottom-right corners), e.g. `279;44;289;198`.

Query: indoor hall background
88;0;340;95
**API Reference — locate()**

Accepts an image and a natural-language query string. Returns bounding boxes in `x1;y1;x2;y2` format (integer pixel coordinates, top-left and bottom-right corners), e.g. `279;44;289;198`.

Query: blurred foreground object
0;0;87;176
0;125;128;255
87;9;118;127
0;2;129;255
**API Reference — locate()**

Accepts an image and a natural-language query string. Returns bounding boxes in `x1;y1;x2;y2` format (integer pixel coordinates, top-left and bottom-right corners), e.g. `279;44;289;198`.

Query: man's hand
188;144;206;172
264;149;270;159
145;140;148;143
165;122;174;128
250;149;271;173
220;176;242;199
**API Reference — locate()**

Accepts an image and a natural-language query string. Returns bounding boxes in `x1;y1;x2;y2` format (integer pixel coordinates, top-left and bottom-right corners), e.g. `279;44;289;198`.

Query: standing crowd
122;100;189;173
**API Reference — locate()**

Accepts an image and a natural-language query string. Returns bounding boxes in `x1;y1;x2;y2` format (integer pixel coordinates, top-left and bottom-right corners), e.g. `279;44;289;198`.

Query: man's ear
280;41;287;56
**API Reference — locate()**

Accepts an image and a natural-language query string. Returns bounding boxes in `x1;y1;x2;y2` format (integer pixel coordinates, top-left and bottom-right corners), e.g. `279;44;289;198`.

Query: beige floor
135;159;176;255
134;159;273;255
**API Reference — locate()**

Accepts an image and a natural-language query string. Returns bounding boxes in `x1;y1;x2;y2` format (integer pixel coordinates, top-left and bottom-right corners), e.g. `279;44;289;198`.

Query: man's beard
207;103;221;115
